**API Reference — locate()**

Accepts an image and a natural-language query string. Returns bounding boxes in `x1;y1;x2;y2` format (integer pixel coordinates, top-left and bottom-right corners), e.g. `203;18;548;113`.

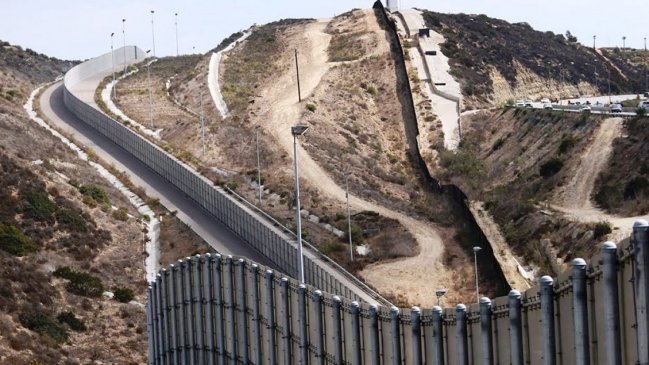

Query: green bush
113;287;135;303
112;207;129;221
637;107;647;117
558;133;577;154
593;221;612;238
594;184;622;210
305;103;317;112
539;158;564;177
492;138;505;151
0;224;38;256
79;184;110;205
56;208;88;232
624;176;649;199
23;191;56;221
57;311;87;332
53;267;104;297
19;311;69;343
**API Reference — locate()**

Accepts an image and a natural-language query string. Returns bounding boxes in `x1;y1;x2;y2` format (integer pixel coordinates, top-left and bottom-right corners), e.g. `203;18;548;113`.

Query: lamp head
435;288;448;297
291;124;309;136
473;246;482;253
111;32;115;37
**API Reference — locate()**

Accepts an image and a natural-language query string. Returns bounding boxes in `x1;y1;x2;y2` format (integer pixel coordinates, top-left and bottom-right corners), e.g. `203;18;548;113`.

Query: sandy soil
553;117;644;241
253;17;452;307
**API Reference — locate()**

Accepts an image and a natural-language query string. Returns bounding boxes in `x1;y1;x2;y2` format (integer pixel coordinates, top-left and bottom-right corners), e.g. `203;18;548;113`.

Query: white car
540;98;551;104
639;100;649;110
515;100;525;108
580;105;591;112
524;100;533;108
610;104;623;113
543;102;553;110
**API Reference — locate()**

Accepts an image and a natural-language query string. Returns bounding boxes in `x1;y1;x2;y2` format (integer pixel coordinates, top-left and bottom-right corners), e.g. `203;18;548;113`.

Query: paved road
39;82;273;267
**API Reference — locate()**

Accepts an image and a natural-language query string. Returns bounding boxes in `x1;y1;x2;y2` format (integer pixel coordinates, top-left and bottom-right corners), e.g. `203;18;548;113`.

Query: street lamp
435;288;448;307
607;66;611;104
110;32;116;99
473;246;482;303
593;35;596;50
174;13;179;56
150;10;156;57
622;36;626;51
200;91;205;156
256;125;262;205
291;124;309;284
344;171;353;261
122;19;126;76
146;50;154;130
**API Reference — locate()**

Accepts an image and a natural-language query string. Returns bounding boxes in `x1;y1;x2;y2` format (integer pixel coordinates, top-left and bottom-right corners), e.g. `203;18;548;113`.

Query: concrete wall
62;46;388;306
146;222;649;364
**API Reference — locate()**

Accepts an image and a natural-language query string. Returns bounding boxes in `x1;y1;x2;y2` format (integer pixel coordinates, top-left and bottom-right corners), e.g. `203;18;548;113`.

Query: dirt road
255;17;452;307
553;117;643;241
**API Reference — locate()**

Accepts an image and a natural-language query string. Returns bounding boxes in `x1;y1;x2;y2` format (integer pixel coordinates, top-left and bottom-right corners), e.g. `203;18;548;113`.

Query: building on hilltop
386;0;400;12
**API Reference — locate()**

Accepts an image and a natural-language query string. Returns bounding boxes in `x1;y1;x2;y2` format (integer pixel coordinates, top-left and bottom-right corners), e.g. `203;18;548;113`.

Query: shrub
305;103;317;112
624;176;649;199
79;184;110;205
558;133;577;154
19;311;69;343
56;208;88;232
492;138;505;151
594;184;622;210
53;267;104;297
637;107;647;117
539;158;563;177
112;207;129;221
0;224;38;256
593;221;612;239
23;191;56;221
113;287;135;303
57;311;87;332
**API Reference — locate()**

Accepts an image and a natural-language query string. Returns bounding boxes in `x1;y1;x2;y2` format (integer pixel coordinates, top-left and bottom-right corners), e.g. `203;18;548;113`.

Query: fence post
313;290;324;365
298;284;309;365
237;259;249;364
147;285;155;365
265;270;277;365
156;273;166;365
369;304;380;365
633;219;649;365
432;306;445;365
351;301;362;365
281;278;292;365
194;255;205;365
204;254;215;365
572;258;589;365
332;296;344;365
184;257;196;365
225;256;236;364
602;241;621;365
214;255;226;365
456;304;468;365
390;306;401;365
508;290;523;365
177;260;188;363
540;276;556;365
251;264;262;365
480;297;494;365
412;306;422;365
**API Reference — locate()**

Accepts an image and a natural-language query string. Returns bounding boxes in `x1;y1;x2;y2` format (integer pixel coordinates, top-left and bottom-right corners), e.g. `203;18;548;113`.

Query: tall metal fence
146;221;649;364
61;46;388;306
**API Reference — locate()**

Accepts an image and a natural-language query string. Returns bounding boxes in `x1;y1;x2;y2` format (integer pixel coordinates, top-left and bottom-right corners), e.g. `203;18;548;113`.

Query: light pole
146;50;154;130
122;18;127;76
607;66;612;103
435;288;448;307
110;32;116;99
150;10;156;57
291;124;309;284
256;125;262;205
622;36;626;51
473;246;482;303
593;35;596;50
344;171;353;261
645;37;648;91
200;91;205;156
174;13;179;56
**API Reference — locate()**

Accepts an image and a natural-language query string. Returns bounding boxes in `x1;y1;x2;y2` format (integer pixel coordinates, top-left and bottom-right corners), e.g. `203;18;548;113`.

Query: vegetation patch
79;184;110;206
57;311;87;332
53;266;104;297
23;191;56;222
0;224;38;256
19;311;69;344
113;287;135;303
56;208;88;232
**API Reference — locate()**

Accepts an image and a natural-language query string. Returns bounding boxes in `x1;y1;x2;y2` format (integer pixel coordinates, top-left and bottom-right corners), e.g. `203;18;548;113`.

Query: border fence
146;221;649;364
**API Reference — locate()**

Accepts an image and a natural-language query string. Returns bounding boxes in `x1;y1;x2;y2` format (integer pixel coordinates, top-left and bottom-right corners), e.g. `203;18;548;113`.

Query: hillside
0;42;209;363
420;12;647;107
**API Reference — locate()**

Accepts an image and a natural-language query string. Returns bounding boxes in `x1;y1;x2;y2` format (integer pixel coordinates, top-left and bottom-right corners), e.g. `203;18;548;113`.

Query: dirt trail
256;17;452;307
553;117;643;241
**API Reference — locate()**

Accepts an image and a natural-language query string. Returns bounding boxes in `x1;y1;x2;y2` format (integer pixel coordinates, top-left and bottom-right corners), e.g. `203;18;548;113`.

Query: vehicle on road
540;97;550;104
524;100;533;108
639;100;649;110
580;105;591;113
515;100;525;108
543;102;553;110
610;103;623;113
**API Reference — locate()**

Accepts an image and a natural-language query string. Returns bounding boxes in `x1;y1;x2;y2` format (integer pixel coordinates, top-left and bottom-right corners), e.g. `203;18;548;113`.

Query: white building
386;0;400;12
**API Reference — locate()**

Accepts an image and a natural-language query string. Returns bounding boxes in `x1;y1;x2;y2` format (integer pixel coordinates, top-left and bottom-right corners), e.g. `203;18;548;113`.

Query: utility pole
200;91;206;156
344;172;353;261
175;13;179;56
122;19;127;76
146;51;154;130
623;36;627;52
256;126;262;205
645;37;648;91
295;49;301;102
150;10;156;57
111;32;116;98
593;35;596;50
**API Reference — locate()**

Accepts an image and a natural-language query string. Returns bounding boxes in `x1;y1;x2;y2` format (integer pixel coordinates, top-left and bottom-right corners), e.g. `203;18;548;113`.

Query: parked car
639;100;649;110
524;100;534;108
644;91;649;97
540;98;551;104
515;100;525;108
543;102;553;110
610;104;623;113
580;105;591;112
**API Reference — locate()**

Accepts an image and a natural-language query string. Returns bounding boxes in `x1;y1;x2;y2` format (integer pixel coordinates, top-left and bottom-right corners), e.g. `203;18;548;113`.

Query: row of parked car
515;97;649;114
